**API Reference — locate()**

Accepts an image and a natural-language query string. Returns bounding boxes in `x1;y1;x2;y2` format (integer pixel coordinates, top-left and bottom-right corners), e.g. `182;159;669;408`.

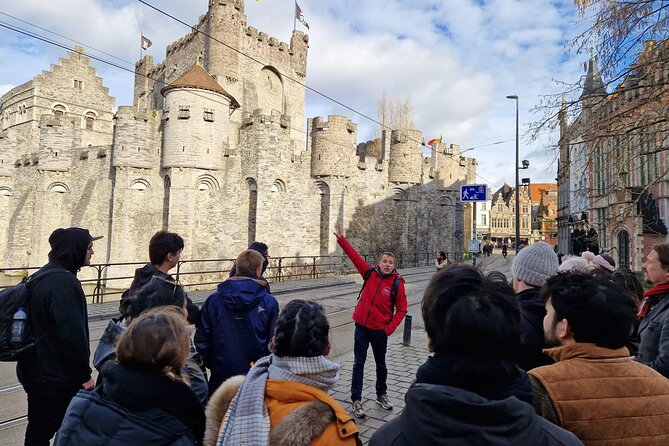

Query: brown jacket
204;376;361;446
529;343;669;446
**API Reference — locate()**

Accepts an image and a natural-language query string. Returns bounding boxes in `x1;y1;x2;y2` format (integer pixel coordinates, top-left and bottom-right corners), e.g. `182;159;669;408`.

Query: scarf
638;282;669;320
215;354;340;446
415;354;533;404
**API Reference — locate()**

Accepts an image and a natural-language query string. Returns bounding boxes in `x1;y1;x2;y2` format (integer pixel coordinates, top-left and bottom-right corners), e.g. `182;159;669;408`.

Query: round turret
310;115;356;177
388;129;423;184
161;64;238;170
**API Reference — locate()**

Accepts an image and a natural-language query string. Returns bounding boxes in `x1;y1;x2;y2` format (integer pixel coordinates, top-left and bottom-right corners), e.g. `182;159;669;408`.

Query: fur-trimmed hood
205;376;360;446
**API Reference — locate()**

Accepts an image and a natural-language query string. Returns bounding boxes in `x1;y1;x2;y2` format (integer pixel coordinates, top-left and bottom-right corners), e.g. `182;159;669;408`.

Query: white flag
295;2;309;30
141;35;152;50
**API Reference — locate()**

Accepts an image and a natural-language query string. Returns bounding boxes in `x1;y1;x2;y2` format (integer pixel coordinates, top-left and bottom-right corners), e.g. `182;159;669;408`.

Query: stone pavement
330;327;430;445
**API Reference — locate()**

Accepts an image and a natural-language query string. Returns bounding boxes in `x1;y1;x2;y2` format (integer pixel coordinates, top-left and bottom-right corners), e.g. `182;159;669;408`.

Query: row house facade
489;184;532;246
558;40;669;270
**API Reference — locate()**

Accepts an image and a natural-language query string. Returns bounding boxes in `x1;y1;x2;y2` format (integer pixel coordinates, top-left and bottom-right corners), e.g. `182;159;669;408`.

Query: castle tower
161;63;239;170
204;0;244;84
112;107;160;169
310;115;356;177
37;115;75;172
388;129;423;184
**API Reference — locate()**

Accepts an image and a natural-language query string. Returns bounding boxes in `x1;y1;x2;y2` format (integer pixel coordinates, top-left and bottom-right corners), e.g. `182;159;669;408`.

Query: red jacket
338;236;408;335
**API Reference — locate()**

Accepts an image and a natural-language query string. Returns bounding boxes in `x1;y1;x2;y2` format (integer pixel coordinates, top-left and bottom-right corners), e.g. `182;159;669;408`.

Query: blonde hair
235;249;265;275
116;306;190;382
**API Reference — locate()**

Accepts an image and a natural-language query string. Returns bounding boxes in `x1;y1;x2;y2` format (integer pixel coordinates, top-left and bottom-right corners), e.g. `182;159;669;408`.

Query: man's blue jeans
351;323;388;401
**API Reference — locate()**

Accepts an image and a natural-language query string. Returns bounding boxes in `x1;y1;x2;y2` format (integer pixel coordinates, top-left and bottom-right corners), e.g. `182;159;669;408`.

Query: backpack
0;268;68;361
357;266;402;312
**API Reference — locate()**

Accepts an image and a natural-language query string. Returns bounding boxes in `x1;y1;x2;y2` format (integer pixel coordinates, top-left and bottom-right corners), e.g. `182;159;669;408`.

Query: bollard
402;314;412;346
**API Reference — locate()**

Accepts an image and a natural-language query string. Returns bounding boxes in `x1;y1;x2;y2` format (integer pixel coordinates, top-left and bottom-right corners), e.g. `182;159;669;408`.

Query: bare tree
377;91;415;135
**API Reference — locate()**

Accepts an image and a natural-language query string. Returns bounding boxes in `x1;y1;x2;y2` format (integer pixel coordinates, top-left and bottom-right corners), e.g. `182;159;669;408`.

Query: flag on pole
295;2;309;29
141;35;152;51
427;136;442;146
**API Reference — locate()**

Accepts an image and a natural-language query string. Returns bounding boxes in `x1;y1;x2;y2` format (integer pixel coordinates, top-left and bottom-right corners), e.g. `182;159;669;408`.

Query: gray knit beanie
511;242;559;287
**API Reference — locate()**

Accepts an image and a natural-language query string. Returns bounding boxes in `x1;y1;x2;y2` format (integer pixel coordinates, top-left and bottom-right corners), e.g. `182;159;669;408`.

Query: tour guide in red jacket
335;230;408;418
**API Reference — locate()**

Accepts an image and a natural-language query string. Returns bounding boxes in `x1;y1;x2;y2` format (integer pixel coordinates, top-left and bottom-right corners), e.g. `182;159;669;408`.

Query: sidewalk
331;328;429;445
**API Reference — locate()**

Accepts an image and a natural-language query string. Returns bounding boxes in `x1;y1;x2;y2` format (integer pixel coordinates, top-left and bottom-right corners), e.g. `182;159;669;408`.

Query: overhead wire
0;8;503;190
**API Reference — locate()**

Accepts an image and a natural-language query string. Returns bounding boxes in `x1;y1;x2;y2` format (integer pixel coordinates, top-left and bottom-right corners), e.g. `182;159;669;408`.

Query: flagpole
293;1;297;31
140;33;143;61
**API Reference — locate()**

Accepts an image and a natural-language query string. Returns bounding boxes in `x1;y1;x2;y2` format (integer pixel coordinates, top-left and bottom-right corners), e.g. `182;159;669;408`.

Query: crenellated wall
310;116;357;177
388;129;423;184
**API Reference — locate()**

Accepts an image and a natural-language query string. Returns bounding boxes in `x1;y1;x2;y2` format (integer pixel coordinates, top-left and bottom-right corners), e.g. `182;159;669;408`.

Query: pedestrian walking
435;251;448;271
55;307;206;446
333;228;408;418
195;249;279;395
370;265;583;446
17;227;100;446
205;299;360;446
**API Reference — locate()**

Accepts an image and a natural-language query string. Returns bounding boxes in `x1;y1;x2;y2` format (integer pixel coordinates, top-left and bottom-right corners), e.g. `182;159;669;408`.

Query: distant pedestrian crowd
10;226;669;445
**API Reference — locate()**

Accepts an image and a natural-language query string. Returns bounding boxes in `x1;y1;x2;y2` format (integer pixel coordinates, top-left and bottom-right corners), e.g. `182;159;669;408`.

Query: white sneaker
376;394;393;410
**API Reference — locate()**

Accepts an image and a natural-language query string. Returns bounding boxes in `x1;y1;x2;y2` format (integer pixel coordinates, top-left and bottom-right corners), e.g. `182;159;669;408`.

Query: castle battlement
241;108;291;130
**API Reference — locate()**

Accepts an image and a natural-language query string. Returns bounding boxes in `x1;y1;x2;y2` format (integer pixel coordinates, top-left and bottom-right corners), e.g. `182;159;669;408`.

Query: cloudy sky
0;0;591;190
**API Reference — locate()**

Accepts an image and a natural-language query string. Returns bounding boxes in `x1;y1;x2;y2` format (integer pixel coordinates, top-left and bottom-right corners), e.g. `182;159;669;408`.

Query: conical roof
161;64;239;109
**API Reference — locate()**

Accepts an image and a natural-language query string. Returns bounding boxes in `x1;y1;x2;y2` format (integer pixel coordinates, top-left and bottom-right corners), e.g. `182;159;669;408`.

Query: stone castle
0;0;475;278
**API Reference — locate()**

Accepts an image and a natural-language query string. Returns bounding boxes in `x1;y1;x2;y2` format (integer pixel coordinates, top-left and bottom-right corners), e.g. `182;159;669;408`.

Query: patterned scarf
215;354;340;446
638;282;669;320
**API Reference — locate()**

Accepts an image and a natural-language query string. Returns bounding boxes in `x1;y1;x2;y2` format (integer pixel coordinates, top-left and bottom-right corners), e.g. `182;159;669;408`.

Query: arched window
617;231;630;270
130;179;150;191
84;111;96;130
196;174;220;191
314;181;330;256
247;178;258;243
162;175;171;230
271;179;286;193
48;182;69;194
53;104;66;120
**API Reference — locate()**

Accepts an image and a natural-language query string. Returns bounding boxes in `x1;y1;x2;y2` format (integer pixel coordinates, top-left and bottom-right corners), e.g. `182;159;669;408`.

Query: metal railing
0;250;464;304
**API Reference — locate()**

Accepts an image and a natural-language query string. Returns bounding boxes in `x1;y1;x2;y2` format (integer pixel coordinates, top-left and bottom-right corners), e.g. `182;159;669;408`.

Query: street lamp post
506;95;527;253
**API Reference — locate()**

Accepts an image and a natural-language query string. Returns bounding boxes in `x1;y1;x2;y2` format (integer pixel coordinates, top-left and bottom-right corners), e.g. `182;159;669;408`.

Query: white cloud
0;0;591;189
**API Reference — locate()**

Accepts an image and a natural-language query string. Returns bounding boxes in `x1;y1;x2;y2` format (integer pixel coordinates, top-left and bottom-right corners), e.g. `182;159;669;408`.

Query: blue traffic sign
460;184;487;202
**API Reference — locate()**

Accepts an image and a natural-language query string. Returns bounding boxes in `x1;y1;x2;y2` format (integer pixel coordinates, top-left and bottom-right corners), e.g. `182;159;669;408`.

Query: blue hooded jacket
195;275;278;394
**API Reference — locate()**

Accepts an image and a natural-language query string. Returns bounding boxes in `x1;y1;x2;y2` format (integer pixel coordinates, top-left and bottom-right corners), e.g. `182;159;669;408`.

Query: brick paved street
331;328;430;444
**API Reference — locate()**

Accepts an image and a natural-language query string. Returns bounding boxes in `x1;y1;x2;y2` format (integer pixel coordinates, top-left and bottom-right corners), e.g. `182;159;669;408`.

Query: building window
203;108;214;122
480;203;486;211
522;204;529;214
74;79;83;89
85;112;96;130
497;204;503;213
480;215;487;226
178;106;190;119
53;104;66;120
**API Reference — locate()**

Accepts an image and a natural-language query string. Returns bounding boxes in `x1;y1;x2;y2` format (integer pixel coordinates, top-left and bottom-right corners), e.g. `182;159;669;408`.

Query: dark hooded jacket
370;355;583;446
517;287;554;371
195;275;279;394
55;361;205;446
120;263;200;324
17;228;93;391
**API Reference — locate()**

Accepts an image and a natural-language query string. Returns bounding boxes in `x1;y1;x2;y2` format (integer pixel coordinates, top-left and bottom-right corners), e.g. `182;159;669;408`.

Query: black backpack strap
390;276;401;309
357;266;376;301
